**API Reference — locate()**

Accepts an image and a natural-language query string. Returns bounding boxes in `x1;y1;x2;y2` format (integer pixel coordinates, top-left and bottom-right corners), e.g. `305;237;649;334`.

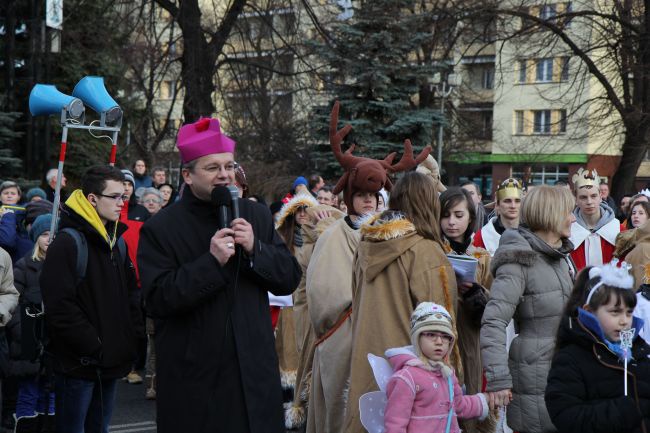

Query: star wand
620;328;635;396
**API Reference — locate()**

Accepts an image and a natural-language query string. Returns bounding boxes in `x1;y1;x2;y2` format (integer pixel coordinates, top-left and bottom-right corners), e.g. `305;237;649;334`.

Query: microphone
227;185;240;220
211;186;232;229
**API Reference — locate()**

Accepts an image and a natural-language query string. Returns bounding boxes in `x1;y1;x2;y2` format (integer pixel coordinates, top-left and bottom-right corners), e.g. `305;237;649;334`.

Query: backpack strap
59;228;87;285
445;374;454;433
117;237;127;264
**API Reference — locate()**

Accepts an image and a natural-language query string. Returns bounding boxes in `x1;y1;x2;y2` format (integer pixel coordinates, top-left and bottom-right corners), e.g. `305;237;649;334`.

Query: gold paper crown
572;167;600;190
496;178;522;201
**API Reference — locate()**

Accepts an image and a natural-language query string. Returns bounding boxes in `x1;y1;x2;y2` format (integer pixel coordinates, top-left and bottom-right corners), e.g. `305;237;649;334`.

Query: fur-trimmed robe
343;211;458;433
274;194;319;393
285;206;345;429
305;218;360;433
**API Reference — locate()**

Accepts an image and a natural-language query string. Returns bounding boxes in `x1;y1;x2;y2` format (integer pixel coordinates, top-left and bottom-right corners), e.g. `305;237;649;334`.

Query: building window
534;110;552;134
518;60;527;83
540;4;557;20
536;58;553;82
513;164;569;185
515;110;525;134
482;67;494;89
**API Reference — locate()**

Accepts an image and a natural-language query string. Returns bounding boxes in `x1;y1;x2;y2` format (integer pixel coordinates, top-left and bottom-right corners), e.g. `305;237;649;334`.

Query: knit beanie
26;187;47;202
29;213;53;242
410;302;455;376
25;200;53;226
292;176;308;191
121;169;135;186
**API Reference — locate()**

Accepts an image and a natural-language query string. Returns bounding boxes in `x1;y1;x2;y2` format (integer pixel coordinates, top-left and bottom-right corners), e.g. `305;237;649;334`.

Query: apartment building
448;0;641;196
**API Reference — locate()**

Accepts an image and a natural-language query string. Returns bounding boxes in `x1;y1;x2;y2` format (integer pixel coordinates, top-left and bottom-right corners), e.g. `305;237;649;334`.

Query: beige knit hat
410;302;455;361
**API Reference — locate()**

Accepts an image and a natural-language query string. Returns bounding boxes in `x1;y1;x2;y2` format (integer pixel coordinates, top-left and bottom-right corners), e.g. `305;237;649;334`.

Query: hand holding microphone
226;185;254;255
210;186;253;264
210;229;236;266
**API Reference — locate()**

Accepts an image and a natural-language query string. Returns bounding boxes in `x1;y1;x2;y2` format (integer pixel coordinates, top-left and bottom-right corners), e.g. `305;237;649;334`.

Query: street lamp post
430;72;462;173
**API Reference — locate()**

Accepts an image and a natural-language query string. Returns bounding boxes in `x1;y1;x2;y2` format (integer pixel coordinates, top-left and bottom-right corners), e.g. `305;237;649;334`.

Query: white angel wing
359;353;394;433
367;353;393;392
359;391;387;433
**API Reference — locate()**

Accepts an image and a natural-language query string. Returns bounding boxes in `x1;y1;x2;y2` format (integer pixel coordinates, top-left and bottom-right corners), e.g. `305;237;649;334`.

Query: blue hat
26;187;47;202
292;176;308;190
29;213;53;242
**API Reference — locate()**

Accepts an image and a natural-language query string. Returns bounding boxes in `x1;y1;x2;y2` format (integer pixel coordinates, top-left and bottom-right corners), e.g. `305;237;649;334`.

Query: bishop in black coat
137;188;301;433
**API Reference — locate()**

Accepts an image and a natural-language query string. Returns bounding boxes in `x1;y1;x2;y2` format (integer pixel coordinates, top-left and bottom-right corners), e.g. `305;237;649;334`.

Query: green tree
308;0;451;176
0;111;23;178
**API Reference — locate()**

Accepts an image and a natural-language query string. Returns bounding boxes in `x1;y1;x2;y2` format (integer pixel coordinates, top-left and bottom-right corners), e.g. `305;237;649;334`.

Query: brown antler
387;140;432;173
330;101;363;170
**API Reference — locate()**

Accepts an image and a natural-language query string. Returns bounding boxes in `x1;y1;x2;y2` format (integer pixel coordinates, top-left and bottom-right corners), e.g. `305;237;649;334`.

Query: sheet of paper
446;254;478;283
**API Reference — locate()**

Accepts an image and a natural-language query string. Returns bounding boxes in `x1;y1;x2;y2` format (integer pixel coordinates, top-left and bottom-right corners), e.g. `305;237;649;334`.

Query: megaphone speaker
72;76;122;125
29;84;85;118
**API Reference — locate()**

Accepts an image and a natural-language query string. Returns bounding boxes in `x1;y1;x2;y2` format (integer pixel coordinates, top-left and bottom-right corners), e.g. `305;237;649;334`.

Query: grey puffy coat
480;227;574;433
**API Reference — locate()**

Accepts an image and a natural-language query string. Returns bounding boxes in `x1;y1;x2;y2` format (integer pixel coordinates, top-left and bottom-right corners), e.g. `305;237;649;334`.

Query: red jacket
119;202;144;283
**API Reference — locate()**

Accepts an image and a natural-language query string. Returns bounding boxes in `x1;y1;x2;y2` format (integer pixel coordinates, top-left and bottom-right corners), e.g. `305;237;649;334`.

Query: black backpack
59;228;128;284
20;229;128;362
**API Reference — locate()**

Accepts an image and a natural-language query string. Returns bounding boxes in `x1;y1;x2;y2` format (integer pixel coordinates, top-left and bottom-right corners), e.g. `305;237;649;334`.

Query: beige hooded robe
285;206;345;429
342;212;458;433
305;218;360;433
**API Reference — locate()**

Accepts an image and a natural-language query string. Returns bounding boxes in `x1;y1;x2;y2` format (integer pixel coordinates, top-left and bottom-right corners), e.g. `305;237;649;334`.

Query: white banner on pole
46;0;63;30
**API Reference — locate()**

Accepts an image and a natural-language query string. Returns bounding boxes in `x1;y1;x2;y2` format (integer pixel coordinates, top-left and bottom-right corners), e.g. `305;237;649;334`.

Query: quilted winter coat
480;227;574;433
384;346;488;433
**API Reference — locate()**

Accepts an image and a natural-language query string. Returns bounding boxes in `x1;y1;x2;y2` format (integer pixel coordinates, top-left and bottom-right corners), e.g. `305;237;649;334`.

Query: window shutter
551;110;559;134
553;57;563;82
527;59;536;83
525;110;534;135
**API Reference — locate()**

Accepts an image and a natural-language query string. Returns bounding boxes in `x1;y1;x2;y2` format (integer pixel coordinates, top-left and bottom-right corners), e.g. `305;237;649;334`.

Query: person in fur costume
343;172;458;433
306;102;430;433
384;302;489;433
284;204;345;429
274;193;319;398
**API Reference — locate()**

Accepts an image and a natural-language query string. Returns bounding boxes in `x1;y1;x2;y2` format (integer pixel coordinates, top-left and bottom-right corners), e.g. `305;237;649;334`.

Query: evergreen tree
0;111;23;179
309;0;446;176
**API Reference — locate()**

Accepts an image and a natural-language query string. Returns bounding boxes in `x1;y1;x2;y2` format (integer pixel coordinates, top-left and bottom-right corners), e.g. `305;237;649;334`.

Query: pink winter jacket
384;346;488;433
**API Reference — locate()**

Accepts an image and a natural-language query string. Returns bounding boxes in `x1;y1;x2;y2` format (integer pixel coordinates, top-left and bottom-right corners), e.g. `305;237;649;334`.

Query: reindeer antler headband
329;101;432;211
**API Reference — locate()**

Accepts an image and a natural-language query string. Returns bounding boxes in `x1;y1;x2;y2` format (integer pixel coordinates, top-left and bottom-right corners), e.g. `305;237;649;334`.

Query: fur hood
359;210;416;241
300;205;345;244
490;226;573;276
357;210;429;282
274;193;318;229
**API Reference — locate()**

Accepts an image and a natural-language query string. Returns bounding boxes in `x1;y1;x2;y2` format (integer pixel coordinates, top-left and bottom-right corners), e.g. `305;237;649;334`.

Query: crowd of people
1;103;650;433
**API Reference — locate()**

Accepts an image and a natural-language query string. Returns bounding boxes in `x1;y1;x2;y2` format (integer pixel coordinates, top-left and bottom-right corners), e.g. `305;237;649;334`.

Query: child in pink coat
384;302;489;433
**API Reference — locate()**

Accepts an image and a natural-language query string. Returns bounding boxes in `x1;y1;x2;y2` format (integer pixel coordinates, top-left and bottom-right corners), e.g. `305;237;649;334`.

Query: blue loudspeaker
72;76;122;126
29;84;85;118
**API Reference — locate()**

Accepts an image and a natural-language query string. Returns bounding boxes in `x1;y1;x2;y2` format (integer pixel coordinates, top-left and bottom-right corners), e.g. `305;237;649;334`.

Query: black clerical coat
138;189;301;433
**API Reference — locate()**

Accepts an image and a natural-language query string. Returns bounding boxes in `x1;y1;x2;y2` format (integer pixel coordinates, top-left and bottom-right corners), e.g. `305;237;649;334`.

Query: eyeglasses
198;161;239;174
420;331;453;342
97;193;128;203
142;199;160;204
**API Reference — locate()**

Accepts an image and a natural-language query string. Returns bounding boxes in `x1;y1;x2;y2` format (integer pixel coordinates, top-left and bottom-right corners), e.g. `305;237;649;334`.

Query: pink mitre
176;117;236;164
